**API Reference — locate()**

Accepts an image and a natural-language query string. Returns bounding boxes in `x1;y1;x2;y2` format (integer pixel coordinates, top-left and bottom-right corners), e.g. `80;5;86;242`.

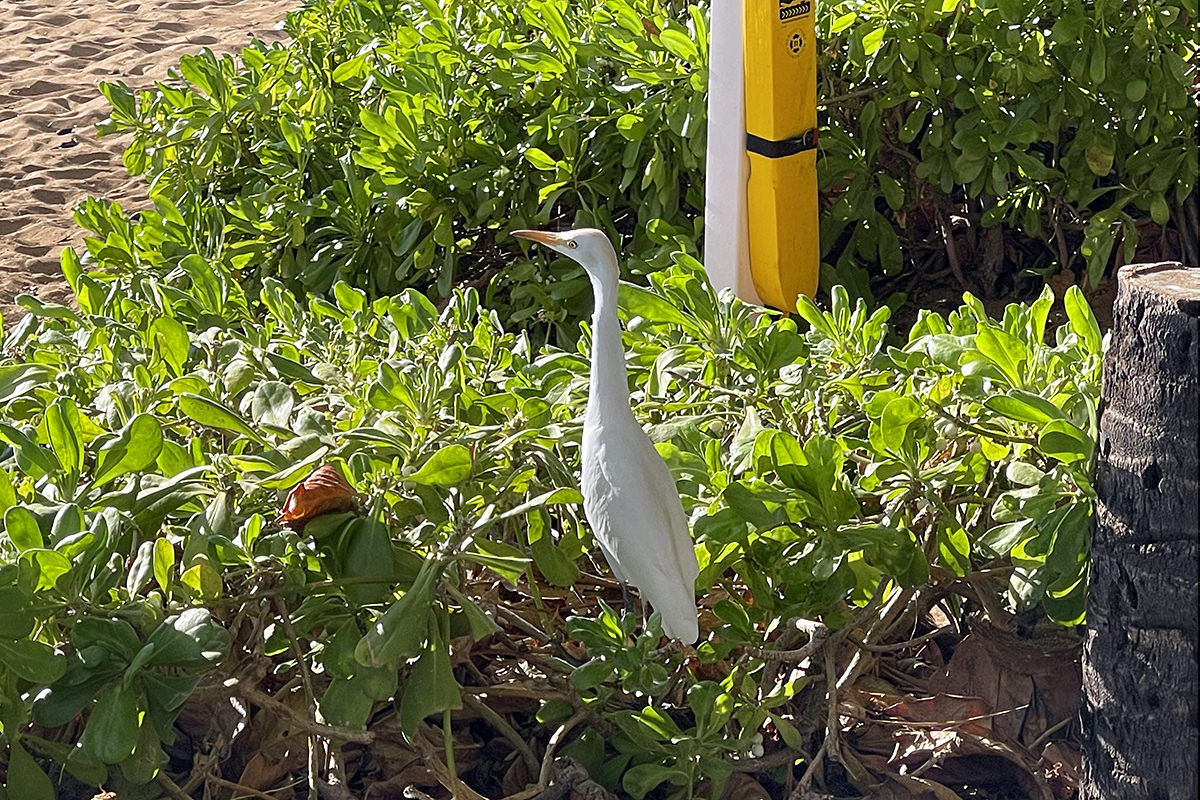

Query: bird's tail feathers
648;586;699;644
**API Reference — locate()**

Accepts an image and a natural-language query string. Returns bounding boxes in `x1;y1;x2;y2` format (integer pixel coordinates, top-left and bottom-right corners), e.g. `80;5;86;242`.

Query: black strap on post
746;129;819;158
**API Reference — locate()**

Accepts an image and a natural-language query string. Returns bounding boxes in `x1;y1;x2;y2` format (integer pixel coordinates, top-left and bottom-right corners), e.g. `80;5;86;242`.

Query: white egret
512;228;700;643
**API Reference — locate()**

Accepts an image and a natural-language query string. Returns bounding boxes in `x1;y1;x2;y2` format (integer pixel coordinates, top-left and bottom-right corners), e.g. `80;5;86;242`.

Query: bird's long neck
586;270;633;424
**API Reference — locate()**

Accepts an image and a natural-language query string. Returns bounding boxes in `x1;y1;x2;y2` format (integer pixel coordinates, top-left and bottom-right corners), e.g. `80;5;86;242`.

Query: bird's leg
618;582;650;638
620;580;635;620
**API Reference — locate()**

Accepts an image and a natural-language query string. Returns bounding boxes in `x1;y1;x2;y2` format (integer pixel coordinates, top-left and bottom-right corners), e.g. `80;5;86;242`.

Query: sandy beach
0;0;294;326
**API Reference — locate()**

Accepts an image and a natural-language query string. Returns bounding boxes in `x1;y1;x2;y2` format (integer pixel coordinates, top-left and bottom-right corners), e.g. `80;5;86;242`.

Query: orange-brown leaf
275;464;362;530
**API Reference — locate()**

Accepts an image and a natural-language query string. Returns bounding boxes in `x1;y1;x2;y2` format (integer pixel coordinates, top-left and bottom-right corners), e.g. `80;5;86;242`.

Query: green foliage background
818;0;1198;295
0;248;1099;794
84;0;1197;338
0;0;1165;795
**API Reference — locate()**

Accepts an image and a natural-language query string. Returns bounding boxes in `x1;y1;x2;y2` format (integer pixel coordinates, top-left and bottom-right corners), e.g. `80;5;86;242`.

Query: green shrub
818;0;1198;293
93;0;707;340
84;0;1195;330
0;250;1100;794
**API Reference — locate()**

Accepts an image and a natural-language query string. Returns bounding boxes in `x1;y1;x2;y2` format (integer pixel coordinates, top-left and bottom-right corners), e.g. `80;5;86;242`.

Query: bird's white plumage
582;410;700;642
512;227;701;642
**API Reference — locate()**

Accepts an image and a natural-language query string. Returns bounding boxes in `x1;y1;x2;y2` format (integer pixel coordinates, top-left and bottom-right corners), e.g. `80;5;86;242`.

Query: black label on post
780;0;811;22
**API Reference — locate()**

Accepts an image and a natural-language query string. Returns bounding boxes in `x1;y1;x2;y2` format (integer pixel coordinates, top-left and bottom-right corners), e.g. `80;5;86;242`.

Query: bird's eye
568;240;578;249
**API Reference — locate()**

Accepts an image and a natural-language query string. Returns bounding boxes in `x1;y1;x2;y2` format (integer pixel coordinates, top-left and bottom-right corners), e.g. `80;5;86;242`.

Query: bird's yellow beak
511;229;561;246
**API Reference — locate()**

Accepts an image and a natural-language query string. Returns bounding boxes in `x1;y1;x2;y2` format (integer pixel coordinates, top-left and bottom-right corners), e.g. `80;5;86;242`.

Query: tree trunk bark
1083;263;1199;800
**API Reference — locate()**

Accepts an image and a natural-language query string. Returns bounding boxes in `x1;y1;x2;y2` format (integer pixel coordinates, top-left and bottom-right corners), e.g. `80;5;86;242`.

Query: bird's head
512;228;619;286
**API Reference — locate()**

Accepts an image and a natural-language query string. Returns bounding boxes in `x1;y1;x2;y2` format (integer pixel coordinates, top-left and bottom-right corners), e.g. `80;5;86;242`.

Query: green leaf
980;520;1033;558
623;763;676;799
320;676;376;729
1150;194;1170;226
144;609;230;668
657;29;699;63
936;521;972;577
179;393;266;443
1063;286;1101;354
1125;78;1147;102
878;396;923;453
1039;419;1094;465
831;12;857;33
251;381;295;428
4;742;55;800
723;481;787;529
1006;461;1046;486
0;423;60;478
180;562;222;600
570;658;615;691
0;586;35;638
341;518;396;605
619;282;695;330
0;639;65;683
524;147;558;171
150;316;189;376
475;487;584;530
398;625;462;736
528;509;579;587
93;414;164;486
331;55;370;84
99;79;136;119
356;559;440;667
0;468;16;515
974;326;1028;387
127;540;155;595
1084;139;1114;176
464;540;530;583
862;27;885;55
451;589;502;641
153;536;176;590
407;444;472;485
0;364;57;405
984;390;1066;426
82;684;140;764
16;294;80;321
179;254;225;312
45;397;84;484
4;506;43;552
23;549;72;591
688;681;732;737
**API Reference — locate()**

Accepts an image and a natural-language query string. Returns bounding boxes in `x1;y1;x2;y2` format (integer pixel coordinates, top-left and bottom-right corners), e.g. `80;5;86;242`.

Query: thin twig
206;774;289;800
847;627;940;653
923;400;1039;447
666;369;761;402
539;710;588;787
937;211;969;292
274;596;327;797
871;704;1030;729
818;86;882;108
232;681;375;744
1028;714;1073;751
823;644;842;767
462;694;541;775
790;737;829;797
744;621;830;661
154;773;193;800
413;724;491;800
730;748;804;773
444;707;460;800
496;605;554;643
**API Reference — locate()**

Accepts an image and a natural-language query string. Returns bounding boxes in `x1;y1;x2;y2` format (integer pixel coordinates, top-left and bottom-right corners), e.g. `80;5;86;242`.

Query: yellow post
743;0;819;310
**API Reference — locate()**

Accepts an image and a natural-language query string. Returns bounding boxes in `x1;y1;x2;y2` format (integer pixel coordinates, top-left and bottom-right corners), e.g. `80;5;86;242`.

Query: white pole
703;0;759;304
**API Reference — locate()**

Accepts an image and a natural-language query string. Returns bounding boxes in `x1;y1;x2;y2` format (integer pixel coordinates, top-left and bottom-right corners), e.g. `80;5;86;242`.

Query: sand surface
0;0;294;327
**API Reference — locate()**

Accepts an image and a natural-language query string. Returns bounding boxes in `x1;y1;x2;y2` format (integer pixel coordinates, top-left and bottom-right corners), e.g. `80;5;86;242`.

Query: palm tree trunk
1083;262;1199;799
